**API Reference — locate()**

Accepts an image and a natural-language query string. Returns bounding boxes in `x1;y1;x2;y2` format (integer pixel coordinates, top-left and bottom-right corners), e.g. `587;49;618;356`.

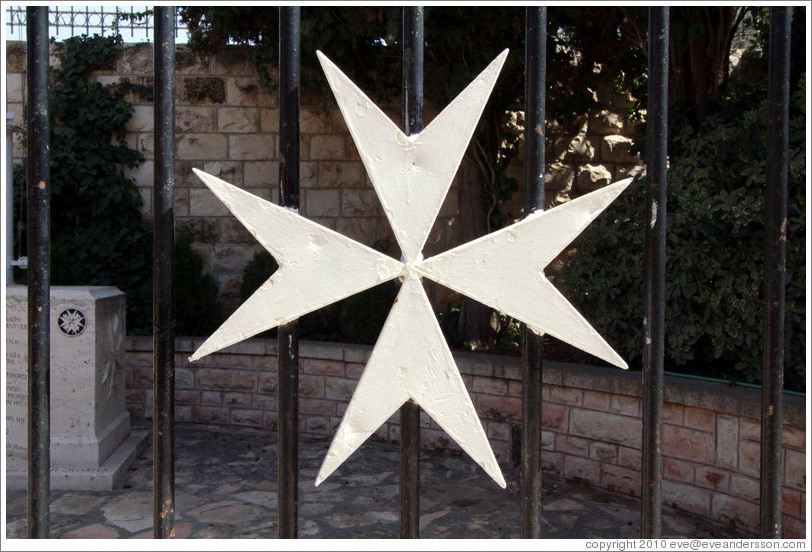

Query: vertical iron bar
641;6;669;539
278;6;301;539
760;5;791;539
521;6;546;539
153;6;176;539
400;6;424;540
26;5;50;539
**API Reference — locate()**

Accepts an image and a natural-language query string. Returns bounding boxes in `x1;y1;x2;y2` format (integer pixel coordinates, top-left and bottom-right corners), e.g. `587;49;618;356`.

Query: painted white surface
189;169;404;361
316;270;505;488
317;50;508;263
418;179;633;369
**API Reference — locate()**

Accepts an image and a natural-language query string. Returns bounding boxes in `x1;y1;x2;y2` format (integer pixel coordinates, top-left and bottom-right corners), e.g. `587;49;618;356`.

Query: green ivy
13;34;223;336
562;83;806;391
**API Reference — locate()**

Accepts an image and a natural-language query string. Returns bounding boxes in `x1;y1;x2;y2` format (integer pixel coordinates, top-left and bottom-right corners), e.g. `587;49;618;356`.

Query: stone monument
6;285;148;490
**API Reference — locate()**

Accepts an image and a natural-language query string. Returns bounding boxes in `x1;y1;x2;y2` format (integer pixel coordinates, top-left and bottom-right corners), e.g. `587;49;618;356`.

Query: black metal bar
26;5;50;539
641;6;669;539
400;6;424;540
278;6;301;539
153;6;176;539
760;5;792;539
521;6;547;539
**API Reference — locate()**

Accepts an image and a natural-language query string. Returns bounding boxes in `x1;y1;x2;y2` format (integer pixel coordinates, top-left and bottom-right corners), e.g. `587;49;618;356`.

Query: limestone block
664;457;694;482
589;109;624;135
710;493;759;533
245;161;280;187
176;106;217;133
136;132;155;159
203;160;243;184
177;218;219;244
729;474;759;501
218;107;260;133
318;161;366;188
563;455;601;486
602;134;639;163
184;76;226;104
550;385;583;406
190;188;230;216
324;377;356;401
663;425;716;464
246;187;277;204
227;77;275;107
476;395;521;423
299;161;318;188
137;187;151;217
122;159;154;190
575;164;612;193
684;406;716;431
340;188;381;217
301;109;333;133
175;46;210;74
609;394;640;416
6;42;26;72
541;403;568;431
260;108;280;132
304;188;341;217
589;442;618;463
565;133;595;163
695;466;729;491
613;163;643;181
116;43;152;73
784;449;806;490
308;134;346;160
221;217;258;245
175;188;190;216
569;409;642;448
228;134;276;160
737;438;760;477
215;273;243;299
335;217;376;245
5;285;147;490
5;72;23;103
178;133;228;160
716;415;739;470
125;104;154;132
211;47;256;75
601;464;640;496
211;244;261;273
663;480;712;518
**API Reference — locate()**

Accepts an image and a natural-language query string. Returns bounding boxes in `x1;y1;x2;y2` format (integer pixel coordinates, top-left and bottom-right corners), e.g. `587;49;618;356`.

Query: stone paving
5;423;745;540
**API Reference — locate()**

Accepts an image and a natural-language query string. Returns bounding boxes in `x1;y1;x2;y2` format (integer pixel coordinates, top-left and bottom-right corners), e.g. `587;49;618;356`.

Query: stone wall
124;337;805;538
5;41;642;312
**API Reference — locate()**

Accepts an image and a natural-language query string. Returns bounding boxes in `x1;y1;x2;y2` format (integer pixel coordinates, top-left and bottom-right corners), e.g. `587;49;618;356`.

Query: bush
561;85;806;390
13;34;223;337
173;234;224;336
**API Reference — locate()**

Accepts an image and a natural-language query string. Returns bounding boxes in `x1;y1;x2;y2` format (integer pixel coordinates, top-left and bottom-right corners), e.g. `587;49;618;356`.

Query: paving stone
50;494;106;515
187;501;264;525
5;423;751;540
102;491;152;533
61;523;120;539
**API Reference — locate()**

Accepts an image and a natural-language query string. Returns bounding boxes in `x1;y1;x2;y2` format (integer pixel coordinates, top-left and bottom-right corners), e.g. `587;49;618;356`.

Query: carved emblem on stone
57;308;86;336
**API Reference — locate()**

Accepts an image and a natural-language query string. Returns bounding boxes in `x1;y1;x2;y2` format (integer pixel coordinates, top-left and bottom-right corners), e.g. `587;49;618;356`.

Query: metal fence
5;5;186;42
19;5;794;541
